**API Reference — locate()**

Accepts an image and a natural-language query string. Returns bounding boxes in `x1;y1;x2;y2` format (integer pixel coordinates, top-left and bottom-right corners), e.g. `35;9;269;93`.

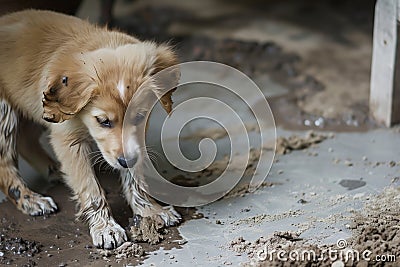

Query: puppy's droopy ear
42;74;97;123
151;45;180;115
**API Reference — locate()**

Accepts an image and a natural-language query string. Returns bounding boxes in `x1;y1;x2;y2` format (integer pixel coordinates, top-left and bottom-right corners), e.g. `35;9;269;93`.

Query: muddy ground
0;171;202;266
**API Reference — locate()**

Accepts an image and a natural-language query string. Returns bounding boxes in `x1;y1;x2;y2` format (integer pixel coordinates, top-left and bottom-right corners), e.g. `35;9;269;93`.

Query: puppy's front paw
19;193;58;216
137;204;182;227
129;205;181;244
157;205;182;226
90;218;127;249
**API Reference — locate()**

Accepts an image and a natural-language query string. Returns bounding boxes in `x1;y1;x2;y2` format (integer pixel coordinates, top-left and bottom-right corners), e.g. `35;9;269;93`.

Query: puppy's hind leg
0;99;57;215
18;117;61;183
120;169;181;228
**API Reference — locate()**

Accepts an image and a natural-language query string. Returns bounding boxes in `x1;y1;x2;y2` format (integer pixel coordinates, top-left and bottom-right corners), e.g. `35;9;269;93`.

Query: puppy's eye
132;112;146;126
96;117;112;128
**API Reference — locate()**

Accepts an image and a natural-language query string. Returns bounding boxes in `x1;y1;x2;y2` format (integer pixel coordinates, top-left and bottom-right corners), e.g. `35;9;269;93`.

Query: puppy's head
43;42;178;169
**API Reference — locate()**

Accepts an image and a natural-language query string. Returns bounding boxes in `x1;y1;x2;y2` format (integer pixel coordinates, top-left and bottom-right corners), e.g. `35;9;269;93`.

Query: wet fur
0;10;181;249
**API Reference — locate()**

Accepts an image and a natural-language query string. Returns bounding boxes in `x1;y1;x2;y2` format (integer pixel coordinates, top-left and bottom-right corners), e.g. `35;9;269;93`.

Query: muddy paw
157;206;182;226
90;218;127;249
129;206;182;244
20;194;58;216
138;205;182;227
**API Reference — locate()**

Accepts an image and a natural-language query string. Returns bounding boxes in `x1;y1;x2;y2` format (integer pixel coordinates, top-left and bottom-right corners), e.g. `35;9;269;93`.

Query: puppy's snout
117;155;138;168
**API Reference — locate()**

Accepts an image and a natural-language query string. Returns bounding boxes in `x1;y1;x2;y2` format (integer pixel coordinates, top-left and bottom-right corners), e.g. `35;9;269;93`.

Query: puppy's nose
117;155;138;168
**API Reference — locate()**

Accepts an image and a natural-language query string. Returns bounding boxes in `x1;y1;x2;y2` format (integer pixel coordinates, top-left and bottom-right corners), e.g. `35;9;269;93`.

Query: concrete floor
1;0;399;266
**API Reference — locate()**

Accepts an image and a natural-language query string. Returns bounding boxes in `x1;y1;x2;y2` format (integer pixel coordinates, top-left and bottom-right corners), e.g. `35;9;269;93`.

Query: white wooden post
370;0;400;126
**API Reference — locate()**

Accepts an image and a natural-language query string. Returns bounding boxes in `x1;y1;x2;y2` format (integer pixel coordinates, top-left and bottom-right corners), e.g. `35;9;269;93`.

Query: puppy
0;10;181;249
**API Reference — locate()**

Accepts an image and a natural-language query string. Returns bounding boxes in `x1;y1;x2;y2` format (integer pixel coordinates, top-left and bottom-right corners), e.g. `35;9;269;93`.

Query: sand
348;187;400;267
229;187;400;267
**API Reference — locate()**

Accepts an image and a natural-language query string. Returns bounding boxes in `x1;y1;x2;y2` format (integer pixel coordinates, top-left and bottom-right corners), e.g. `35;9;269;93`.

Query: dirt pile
229;232;356;267
229;231;333;266
348;187;400;266
232;210;304;226
230;231;302;257
99;241;144;263
276;131;330;155
229;187;400;267
129;215;166;245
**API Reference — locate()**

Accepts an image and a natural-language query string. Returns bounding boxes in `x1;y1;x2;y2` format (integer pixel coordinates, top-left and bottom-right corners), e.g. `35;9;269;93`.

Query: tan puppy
0;10;181;249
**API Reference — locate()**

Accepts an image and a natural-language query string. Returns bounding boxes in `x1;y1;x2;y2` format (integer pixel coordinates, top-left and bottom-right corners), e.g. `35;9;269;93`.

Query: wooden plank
393;0;400;124
370;0;400;126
